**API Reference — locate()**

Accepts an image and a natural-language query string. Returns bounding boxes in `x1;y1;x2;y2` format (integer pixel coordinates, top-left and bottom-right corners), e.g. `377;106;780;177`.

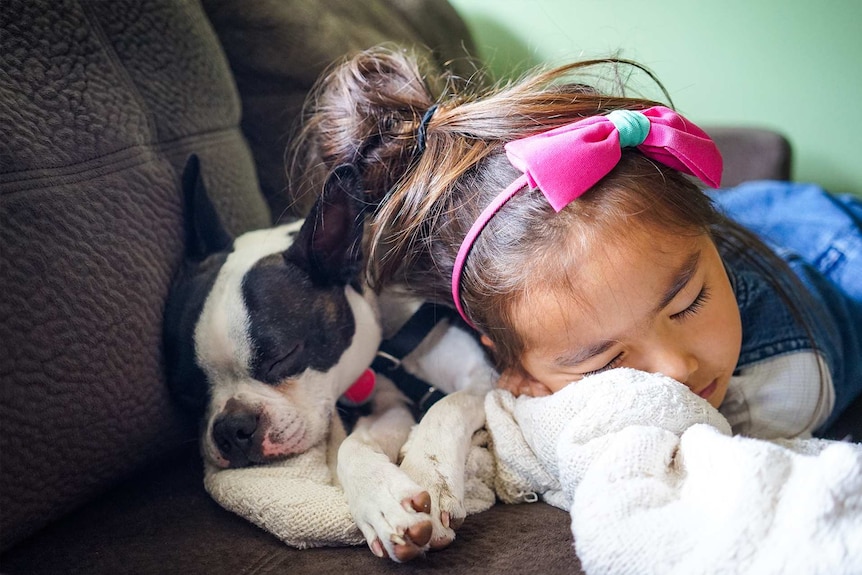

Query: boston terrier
163;156;495;561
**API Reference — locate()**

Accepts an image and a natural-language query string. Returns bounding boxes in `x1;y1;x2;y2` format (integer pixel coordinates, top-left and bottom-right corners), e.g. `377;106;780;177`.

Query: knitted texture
485;368;862;575
205;442;363;549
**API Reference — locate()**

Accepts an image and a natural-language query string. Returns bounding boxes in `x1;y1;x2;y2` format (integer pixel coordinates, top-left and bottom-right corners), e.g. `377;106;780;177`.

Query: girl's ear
480;335;495;349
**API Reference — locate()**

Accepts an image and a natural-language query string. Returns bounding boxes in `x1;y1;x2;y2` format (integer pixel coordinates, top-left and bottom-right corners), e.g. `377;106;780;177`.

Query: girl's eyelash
672;285;711;321
580;284;710;379
582;353;624;377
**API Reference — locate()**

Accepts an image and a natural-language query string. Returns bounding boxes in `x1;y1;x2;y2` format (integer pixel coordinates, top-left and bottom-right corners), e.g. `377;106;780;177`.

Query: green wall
448;0;862;195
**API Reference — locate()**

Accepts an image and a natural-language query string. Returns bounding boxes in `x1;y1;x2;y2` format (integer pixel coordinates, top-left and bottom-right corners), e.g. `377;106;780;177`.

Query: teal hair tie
607;110;650;148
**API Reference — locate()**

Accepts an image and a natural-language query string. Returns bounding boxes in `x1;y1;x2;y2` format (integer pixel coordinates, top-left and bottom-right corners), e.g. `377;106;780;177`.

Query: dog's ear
286;163;365;286
181;154;233;260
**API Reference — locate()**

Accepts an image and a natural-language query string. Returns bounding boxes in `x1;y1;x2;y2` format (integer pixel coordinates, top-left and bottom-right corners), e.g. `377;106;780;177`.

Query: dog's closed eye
264;342;305;383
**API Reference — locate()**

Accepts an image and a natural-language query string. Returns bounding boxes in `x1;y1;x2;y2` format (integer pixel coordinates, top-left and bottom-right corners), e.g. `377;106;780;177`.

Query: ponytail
288;46;455;213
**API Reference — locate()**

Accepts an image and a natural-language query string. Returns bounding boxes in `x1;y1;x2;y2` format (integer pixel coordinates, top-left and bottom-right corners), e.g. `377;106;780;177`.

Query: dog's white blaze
299;286;382;396
195;224;300;385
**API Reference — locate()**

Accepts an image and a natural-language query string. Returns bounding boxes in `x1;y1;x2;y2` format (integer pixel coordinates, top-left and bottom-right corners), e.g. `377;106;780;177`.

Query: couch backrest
202;0;478;220
0;0;271;549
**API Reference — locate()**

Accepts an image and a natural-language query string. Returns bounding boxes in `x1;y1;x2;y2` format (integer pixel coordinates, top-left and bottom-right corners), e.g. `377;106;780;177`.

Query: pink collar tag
341;368;376;405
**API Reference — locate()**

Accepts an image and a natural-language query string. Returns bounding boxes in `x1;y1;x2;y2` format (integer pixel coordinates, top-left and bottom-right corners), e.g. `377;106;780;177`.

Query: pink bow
452;106;723;326
506;106;722;211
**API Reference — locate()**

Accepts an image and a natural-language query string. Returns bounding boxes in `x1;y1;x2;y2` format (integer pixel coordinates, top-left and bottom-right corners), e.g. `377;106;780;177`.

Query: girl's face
508;225;742;409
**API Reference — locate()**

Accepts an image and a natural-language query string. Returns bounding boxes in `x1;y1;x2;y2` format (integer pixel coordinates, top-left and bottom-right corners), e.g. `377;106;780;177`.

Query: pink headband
451;105;723;326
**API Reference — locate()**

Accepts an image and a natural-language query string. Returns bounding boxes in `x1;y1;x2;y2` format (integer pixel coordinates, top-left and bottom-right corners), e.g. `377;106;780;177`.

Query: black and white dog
163;156;495;561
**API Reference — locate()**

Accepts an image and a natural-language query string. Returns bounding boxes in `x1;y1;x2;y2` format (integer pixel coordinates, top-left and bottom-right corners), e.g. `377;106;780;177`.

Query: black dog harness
372;302;456;416
338;302;474;429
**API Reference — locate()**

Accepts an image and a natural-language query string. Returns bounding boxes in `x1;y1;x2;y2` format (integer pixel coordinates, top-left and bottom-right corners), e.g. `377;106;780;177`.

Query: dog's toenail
441;511;450;528
371;539;386;558
390;533;407;546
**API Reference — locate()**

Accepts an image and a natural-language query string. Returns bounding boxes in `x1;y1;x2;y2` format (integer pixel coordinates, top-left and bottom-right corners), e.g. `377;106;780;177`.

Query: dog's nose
212;410;259;466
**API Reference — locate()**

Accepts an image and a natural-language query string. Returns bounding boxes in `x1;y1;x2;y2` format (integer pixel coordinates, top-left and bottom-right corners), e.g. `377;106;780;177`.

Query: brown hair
291;46;821;374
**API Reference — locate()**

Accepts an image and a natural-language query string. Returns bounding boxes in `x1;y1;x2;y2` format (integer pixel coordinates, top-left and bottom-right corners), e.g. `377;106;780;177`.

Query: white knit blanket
485;368;862;575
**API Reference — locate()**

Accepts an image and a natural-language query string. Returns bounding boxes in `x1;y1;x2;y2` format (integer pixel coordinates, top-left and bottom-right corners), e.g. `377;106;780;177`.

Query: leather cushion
707;126;793;186
0;0;270;549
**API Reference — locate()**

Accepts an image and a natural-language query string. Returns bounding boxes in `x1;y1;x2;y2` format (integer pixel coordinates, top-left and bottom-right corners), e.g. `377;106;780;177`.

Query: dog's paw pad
405;519;433;548
404;491;431;514
428;511;462;551
429;532;455;551
390;531;428;562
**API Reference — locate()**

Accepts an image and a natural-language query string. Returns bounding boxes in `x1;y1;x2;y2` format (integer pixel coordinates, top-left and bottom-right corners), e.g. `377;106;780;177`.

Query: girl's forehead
528;218;702;290
514;227;709;340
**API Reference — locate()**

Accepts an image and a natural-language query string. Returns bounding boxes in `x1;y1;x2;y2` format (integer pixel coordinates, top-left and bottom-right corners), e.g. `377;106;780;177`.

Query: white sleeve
719;352;834;439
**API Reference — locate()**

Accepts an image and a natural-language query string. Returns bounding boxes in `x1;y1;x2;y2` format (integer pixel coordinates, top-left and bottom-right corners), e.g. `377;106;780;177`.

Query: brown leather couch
2;2;858;574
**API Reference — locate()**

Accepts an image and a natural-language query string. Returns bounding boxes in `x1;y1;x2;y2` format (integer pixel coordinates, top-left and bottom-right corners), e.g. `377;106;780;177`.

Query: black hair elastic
416;104;439;154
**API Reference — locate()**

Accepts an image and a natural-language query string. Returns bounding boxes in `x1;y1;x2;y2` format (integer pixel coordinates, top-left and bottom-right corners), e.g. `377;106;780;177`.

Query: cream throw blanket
205;438;364;548
486;368;862;575
204;409;496;549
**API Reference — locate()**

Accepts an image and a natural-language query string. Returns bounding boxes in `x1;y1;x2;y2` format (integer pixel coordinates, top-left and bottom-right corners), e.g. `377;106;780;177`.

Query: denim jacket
710;181;862;431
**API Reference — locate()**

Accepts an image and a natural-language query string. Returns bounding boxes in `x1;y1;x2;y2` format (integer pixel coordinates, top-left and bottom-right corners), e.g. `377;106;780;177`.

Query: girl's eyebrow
554;339;615;367
652;250;701;315
553;250;702;368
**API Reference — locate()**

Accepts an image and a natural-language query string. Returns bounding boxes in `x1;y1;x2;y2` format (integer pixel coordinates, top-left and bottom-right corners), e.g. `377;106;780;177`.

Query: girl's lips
697;379;718;399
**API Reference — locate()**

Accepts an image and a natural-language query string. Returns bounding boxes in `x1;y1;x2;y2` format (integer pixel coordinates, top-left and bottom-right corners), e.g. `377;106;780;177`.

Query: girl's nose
646;341;699;385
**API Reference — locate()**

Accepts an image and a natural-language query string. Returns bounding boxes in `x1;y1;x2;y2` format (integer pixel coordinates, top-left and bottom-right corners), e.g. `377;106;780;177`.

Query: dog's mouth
207;402;314;468
259;425;306;459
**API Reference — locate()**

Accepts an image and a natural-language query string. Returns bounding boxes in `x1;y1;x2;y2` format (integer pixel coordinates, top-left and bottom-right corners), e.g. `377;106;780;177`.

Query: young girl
292;47;862;440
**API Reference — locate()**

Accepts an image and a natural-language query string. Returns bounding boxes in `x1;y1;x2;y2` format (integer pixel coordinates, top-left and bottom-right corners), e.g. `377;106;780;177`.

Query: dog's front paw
396;390;489;551
350;475;436;562
367;491;434;561
399;452;466;550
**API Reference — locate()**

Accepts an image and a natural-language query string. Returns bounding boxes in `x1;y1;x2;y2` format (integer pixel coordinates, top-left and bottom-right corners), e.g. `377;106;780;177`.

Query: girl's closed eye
672;285;711;321
581;352;625;377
